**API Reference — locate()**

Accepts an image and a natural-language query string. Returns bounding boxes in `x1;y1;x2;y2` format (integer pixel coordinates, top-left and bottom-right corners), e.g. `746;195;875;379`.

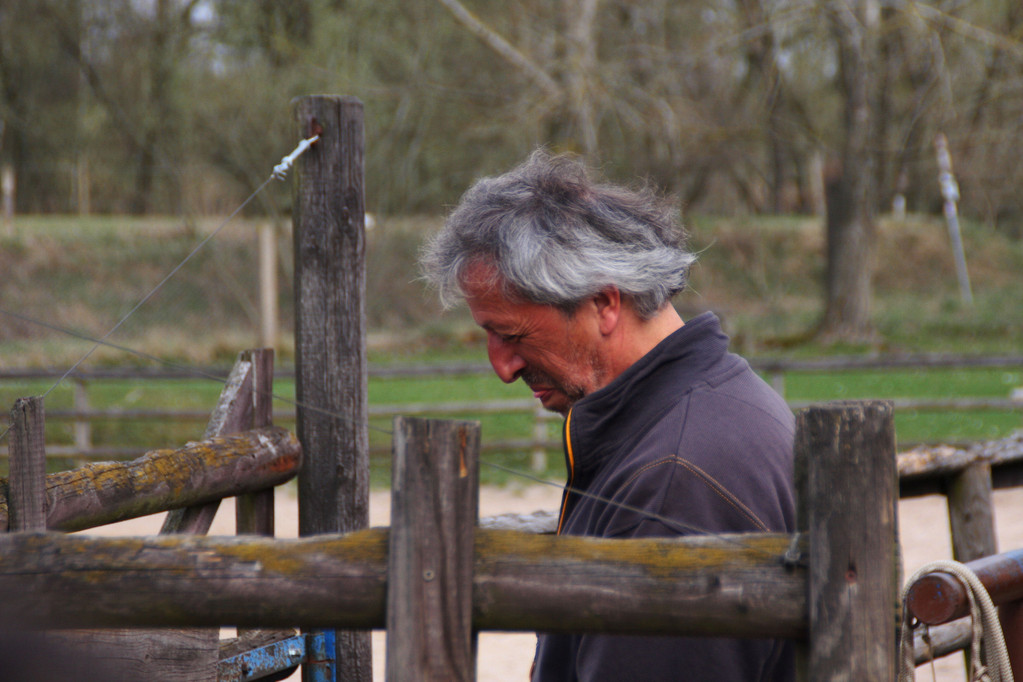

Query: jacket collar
563;312;730;480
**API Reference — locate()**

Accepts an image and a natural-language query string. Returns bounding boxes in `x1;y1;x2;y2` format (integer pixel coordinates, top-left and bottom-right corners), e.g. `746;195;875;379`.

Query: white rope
271;135;320;180
899;560;1014;682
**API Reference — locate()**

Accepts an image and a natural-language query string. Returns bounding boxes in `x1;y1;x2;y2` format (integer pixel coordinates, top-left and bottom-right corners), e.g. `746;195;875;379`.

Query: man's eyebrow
480;321;521;336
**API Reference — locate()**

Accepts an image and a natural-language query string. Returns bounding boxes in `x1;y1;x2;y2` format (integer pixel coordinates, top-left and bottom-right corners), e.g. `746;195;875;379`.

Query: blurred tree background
1;0;1021;343
3;0;1020;219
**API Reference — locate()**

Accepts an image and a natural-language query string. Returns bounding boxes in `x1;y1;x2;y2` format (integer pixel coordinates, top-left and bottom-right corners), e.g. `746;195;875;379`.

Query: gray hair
419;149;696;319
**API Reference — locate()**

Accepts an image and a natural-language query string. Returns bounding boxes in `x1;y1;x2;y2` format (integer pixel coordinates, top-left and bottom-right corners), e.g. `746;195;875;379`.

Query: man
420;150;795;681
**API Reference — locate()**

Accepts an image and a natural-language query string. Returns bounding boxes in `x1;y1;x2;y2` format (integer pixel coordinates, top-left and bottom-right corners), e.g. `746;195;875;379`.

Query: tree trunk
737;0;786;213
563;0;600;157
819;0;879;342
132;0;174;214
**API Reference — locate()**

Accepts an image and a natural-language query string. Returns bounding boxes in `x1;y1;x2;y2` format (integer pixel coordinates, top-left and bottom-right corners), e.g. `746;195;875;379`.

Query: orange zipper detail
556;408;575;535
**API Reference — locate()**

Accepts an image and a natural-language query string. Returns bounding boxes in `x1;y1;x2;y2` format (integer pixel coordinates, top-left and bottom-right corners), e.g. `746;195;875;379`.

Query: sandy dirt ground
84;482;1023;681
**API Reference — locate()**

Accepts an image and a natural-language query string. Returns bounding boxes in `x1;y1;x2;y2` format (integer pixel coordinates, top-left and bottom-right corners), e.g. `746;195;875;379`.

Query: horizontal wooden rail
0;426;301;532
34;397;1021;424
904;548;1023;625
2;353;1021;381
898;433;1023;497
911;619;973;664
0;529;806;639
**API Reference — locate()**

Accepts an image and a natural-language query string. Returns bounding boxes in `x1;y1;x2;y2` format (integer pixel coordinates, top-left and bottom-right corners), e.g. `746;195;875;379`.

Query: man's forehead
459;259;502;292
459;260;524;308
462;265;551;326
464;280;520;325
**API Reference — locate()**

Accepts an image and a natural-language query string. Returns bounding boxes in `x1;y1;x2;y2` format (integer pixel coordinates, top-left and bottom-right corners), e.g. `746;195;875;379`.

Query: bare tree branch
906;1;1023;59
435;0;561;97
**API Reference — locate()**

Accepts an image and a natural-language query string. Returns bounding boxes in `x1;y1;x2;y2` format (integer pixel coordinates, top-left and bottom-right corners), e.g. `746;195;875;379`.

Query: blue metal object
304;630;337;682
217;629;338;681
219;633;306;681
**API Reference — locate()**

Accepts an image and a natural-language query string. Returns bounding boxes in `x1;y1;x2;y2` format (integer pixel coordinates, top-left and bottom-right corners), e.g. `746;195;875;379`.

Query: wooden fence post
946;459;997;676
8;397;46;532
795;400;898;680
935;133;973;305
235;348;275;537
258;222;279;350
947;461;997;563
387;417;480;682
292;94;371;682
233;349;278;648
72;378;91;455
531;404;547;472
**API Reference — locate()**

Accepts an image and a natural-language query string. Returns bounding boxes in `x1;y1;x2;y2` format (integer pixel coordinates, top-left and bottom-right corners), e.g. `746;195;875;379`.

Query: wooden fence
2;382;900;678
1;348;309;680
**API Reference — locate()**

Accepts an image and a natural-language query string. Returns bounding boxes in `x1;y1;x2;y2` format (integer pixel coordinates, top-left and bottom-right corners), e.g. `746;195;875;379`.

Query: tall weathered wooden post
795;400;899;680
292;95;372;682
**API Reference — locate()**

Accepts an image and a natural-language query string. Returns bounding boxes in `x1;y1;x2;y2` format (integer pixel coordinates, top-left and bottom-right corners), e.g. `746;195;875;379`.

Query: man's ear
592;286;622;336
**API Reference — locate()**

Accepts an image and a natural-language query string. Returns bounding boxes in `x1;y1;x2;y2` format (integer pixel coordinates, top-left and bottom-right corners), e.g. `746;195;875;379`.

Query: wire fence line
3;352;1022;381
2;354;1021;461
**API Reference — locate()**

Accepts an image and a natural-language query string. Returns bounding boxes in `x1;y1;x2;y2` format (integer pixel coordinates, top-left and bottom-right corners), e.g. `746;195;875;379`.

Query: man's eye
500;333;522;343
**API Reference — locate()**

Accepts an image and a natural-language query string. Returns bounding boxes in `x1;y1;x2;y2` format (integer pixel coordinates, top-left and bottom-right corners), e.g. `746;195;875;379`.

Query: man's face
462;263;606;415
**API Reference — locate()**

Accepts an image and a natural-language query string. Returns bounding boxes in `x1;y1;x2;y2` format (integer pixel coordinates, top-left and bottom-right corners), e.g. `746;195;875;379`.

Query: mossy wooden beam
474;529;805;639
0;426;300;533
0;529;806;638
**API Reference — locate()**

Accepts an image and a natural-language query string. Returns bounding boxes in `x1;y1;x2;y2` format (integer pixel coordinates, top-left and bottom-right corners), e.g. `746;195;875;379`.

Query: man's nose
488;336;526;384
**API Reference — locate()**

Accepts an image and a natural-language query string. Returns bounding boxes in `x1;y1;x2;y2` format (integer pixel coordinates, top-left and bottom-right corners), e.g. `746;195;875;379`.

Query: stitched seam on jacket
619;455;771;532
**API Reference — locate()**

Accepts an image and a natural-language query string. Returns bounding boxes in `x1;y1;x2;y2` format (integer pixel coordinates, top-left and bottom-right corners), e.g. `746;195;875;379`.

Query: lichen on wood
0;427;301;533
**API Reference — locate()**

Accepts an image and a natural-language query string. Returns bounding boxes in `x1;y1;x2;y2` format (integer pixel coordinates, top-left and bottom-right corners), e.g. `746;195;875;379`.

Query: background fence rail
2;354;1021;462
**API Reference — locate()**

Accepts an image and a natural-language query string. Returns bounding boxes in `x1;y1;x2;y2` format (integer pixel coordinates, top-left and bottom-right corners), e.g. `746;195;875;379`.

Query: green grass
3;361;1020;484
780;367;1023;445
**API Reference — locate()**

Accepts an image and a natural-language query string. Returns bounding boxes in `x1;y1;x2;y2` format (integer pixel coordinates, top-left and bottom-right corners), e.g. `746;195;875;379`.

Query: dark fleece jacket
532;312;796;682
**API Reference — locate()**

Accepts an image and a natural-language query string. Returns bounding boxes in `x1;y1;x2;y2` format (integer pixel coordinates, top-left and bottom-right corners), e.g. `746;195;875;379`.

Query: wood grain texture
47;628;218;680
161;354;256;535
0;529;805;637
387;418;480;681
235;349;277;646
0;426;299;533
291;94;371;682
796;400;898;680
236;349;276;538
947;461;997;563
7;396;46;531
291;96;368;538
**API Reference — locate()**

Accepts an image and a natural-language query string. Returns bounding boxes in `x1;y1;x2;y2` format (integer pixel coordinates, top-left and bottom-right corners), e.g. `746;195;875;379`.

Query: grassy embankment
1;213;1021;484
